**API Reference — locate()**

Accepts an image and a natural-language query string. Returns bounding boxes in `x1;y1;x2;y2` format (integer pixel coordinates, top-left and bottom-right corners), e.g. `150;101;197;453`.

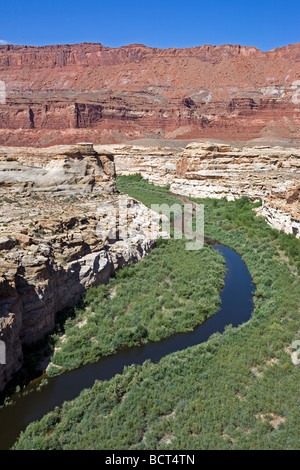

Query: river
0;245;255;449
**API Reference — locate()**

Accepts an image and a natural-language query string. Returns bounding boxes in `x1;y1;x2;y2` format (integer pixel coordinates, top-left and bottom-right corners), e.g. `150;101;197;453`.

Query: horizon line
0;41;299;54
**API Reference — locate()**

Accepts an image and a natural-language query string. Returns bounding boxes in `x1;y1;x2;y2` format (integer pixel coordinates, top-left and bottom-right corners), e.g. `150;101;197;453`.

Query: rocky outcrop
255;183;300;237
0;42;299;146
0;144;161;391
95;144;182;186
106;141;300;237
172;143;300;238
0;142;115;195
173;142;300;237
255;203;300;237
0;194;161;391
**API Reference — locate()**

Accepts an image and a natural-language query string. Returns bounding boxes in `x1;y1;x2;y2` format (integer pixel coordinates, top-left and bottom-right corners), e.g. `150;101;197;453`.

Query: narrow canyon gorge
0;41;299;396
98;141;300;238
0;143;161;391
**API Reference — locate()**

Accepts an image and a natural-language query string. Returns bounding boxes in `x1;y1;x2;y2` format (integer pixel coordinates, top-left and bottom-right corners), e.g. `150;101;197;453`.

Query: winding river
0;245;255;450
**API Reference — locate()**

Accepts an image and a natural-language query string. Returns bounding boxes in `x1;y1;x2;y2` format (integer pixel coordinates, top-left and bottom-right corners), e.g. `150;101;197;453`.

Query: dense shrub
14;177;300;450
48;237;225;373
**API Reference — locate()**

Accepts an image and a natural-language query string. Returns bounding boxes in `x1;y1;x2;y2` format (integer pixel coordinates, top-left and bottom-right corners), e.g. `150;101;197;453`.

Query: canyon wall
0;144;161;391
174;142;300;238
0;142;116;194
0;42;299;146
96;144;182;186
99;142;300;238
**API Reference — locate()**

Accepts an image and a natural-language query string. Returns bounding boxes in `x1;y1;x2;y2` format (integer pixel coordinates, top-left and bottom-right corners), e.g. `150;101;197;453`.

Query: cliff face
0;144;161;391
0;42;299;145
174;142;300;237
100;142;300;238
0;142;116;194
96;144;182;186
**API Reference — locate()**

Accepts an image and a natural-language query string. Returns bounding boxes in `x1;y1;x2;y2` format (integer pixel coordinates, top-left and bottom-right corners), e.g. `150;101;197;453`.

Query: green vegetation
14;176;300;450
201;194;300;275
48;238;225;375
116;174;182;221
44;174;225;374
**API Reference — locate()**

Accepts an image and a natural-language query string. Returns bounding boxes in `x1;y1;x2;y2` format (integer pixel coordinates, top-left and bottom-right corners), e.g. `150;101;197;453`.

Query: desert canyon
101;141;300;238
0;42;299;394
0;42;299;146
0;143;160;390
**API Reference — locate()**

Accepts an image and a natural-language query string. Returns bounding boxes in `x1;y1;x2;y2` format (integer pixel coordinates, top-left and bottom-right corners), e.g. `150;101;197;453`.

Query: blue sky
0;0;299;51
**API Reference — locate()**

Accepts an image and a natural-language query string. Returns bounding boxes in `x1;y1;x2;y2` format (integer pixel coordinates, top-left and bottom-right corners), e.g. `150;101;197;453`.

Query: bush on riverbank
14;177;300;450
48;237;225;374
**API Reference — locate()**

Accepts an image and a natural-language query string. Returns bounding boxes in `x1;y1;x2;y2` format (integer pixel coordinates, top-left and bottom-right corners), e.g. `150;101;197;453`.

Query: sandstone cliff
0;144;161;391
0;142;115;194
100;142;300;238
0;42;299;146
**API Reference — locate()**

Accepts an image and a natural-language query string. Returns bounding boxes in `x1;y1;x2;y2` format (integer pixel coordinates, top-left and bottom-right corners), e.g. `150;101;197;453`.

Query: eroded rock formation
0;42;299;146
0;144;161;391
0;142;115;194
101;141;300;238
95;143;182;186
174;142;300;237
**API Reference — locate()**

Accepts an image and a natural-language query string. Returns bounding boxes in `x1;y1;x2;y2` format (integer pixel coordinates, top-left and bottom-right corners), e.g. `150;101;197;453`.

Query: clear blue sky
0;0;299;51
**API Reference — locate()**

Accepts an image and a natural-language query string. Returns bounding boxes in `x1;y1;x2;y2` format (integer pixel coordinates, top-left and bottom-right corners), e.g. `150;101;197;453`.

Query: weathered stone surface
0;144;162;391
172;143;300;237
95;144;181;186
0;143;116;194
0;42;299;146
0;192;161;390
0;275;23;390
255;204;300;237
106;141;300;237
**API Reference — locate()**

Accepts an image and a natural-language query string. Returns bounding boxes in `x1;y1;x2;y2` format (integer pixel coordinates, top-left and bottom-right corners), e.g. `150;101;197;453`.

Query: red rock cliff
0;42;299;146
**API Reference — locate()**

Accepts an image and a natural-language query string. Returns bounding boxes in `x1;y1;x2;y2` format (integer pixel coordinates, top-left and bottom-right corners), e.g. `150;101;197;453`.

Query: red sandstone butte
0;42;299;146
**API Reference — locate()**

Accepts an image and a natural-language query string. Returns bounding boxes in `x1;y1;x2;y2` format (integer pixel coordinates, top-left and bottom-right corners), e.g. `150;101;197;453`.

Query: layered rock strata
0;142;115;195
0;145;161;391
101;142;300;238
95;144;182;186
0;42;299;146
